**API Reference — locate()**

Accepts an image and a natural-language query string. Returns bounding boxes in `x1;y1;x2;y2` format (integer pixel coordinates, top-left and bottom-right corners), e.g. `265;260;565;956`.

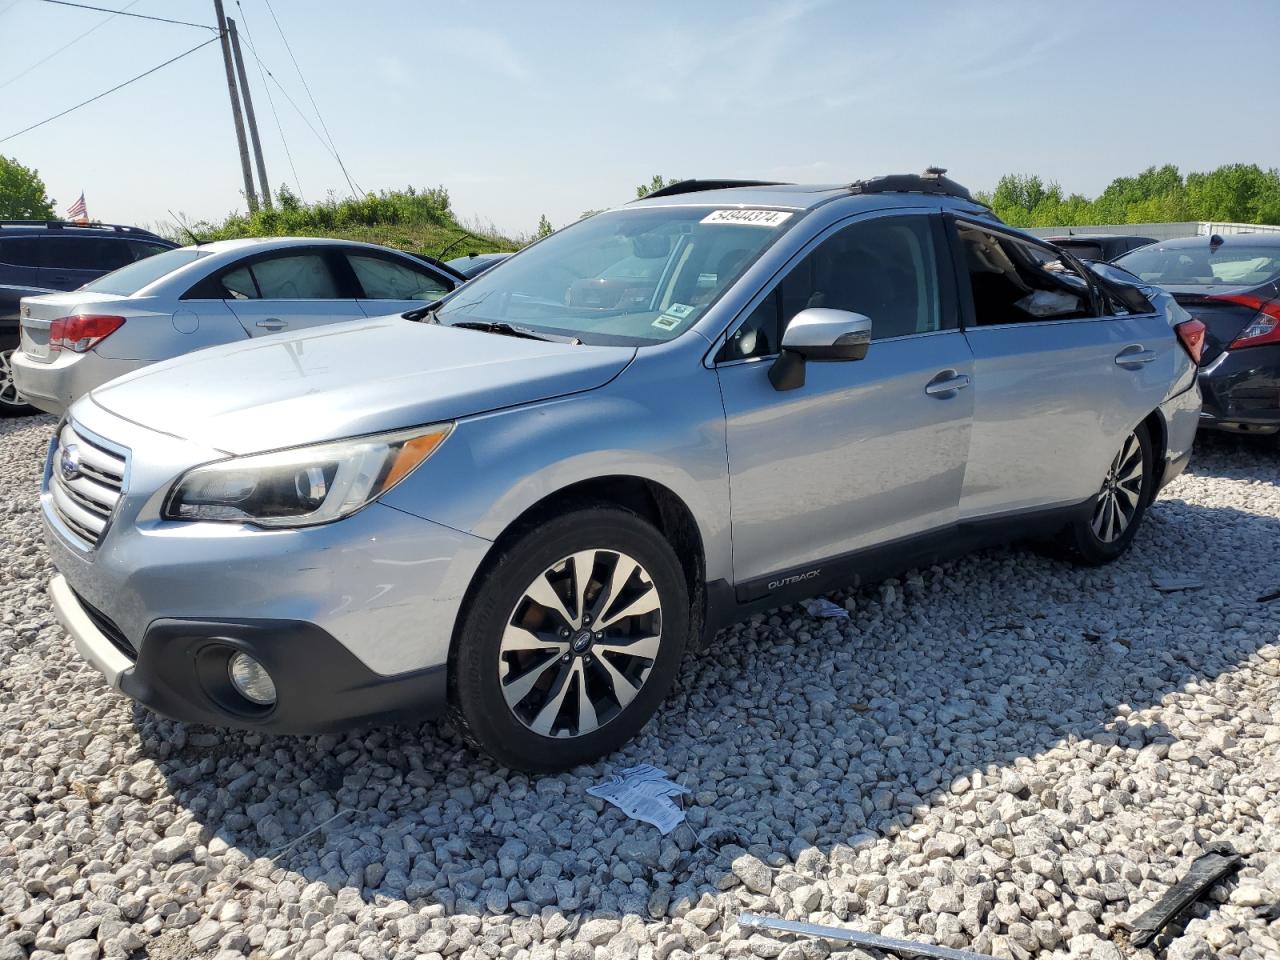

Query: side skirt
701;500;1088;642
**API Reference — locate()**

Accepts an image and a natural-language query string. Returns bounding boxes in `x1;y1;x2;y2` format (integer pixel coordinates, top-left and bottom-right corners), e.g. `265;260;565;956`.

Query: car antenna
167;209;205;247
436;231;479;262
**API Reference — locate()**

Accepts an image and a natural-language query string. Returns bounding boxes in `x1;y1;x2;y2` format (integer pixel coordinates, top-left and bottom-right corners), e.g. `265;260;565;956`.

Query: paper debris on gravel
1151;571;1204;592
801;598;849;619
587;764;690;834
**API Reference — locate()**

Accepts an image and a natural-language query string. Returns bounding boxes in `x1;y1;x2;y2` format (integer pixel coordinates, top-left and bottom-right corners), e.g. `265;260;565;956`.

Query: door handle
925;371;971;397
256;318;287;331
1115;345;1157;367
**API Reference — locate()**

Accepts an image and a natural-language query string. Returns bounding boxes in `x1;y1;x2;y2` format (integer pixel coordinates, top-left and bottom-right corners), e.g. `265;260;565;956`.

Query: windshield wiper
403;300;444;323
448;320;582;345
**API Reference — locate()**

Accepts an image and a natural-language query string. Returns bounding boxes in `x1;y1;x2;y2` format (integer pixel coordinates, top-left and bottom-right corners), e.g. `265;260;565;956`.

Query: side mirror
769;308;871;391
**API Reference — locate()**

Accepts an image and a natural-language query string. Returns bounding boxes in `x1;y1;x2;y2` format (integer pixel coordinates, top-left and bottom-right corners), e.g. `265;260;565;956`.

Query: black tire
1060;421;1155;565
0;343;37;418
448;505;689;772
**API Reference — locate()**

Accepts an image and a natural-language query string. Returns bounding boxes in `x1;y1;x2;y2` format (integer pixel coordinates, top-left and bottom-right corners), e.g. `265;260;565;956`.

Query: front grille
49;422;128;548
73;589;137;661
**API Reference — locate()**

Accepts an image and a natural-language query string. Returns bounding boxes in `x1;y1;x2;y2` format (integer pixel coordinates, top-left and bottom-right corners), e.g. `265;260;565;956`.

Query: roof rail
639;179;791;200
0;219;167;240
849;167;978;203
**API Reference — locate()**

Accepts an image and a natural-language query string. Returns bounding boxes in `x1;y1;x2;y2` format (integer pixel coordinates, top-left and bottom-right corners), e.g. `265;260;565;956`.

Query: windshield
432;206;797;344
1115;243;1280;287
79;248;207;296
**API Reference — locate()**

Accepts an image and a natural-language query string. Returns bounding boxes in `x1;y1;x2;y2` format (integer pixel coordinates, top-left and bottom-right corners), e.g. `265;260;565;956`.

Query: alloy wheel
1091;430;1144;543
499;549;663;738
0;348;27;408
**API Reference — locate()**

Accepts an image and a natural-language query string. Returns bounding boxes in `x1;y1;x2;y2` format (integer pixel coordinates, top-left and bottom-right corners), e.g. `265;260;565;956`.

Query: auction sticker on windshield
701;209;793;227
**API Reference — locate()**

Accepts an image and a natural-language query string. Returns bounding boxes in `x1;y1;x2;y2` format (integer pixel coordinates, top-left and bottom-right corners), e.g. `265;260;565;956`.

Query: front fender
378;365;732;583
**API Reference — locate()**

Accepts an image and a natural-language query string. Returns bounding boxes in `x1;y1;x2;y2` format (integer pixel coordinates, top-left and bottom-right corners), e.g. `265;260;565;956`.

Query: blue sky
2;0;1278;238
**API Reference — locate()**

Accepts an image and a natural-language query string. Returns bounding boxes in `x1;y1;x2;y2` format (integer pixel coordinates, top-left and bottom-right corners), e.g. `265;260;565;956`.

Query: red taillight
48;315;125;354
1174;318;1207;364
1211;293;1280;349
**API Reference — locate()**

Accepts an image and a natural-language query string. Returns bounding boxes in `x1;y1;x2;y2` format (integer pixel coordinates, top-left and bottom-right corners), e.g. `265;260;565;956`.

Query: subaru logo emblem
59;443;81;482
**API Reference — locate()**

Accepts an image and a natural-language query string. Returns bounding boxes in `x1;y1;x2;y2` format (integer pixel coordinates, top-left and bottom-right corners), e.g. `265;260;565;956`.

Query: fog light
228;653;276;706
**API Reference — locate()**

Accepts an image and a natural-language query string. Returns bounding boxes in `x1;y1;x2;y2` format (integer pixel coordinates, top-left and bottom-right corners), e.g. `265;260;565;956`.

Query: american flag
67;192;88;223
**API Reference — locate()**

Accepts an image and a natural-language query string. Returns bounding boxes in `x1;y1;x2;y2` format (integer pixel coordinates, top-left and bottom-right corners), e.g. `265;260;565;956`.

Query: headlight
163;424;452;527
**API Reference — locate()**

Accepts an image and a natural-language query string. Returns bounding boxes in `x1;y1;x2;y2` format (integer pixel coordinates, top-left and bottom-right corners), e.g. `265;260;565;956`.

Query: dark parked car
446;251;511;278
1047;234;1156;262
1;220;176;415
1115;234;1280;437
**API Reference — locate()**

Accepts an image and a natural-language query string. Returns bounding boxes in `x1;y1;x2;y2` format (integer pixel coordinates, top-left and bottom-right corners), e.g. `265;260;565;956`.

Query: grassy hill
179;185;519;260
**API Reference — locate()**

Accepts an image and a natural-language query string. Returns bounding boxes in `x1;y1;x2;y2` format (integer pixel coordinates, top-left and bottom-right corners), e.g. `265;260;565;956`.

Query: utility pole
212;0;258;213
227;18;272;210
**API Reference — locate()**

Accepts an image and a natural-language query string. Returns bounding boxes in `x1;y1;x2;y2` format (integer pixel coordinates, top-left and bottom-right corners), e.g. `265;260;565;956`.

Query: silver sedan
12;237;463;415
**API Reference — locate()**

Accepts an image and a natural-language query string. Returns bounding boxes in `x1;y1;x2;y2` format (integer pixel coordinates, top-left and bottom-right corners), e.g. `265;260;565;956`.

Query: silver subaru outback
43;172;1203;772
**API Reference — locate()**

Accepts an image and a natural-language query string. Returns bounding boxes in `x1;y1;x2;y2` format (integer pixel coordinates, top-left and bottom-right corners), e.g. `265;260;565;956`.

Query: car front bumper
11;349;146;416
1197;344;1280;435
44;403;493;732
51;575;449;732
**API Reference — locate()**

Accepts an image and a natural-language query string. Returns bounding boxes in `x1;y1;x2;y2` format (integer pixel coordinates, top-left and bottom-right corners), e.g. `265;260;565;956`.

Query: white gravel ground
2;414;1279;960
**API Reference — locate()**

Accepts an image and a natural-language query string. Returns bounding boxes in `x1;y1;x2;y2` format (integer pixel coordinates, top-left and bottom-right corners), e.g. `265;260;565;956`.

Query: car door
341;248;455;317
715;210;974;591
948;217;1176;519
218;248;365;336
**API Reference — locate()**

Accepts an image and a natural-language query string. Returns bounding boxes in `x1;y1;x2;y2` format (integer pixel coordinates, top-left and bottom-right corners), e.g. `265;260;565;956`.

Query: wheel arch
448;475;711;669
1139;406;1168;504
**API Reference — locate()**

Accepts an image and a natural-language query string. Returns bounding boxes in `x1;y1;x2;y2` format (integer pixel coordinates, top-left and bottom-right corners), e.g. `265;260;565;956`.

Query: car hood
88;315;636;454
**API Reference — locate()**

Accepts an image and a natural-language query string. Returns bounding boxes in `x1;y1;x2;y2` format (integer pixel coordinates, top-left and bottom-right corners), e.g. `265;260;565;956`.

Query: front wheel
0;344;37;418
1060;423;1154;565
449;506;689;772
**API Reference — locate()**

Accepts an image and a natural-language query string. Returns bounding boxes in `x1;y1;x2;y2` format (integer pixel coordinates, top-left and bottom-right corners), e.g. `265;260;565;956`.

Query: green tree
0;154;55;219
276;182;301;211
534;214;554;240
636;175;681;199
977;163;1280;228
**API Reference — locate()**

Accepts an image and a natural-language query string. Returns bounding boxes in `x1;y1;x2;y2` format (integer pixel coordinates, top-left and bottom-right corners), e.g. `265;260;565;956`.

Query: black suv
1;221;176;415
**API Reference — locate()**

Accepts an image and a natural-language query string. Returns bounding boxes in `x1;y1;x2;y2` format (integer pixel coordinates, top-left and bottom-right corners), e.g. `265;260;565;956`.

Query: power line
234;32;355;194
0;35;219;143
36;0;215;30
0;0;140;91
234;0;302;201
261;0;362;196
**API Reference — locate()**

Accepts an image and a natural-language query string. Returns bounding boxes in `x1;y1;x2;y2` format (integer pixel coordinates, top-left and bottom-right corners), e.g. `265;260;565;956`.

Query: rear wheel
0;343;37;418
1060;423;1154;565
449;506;688;772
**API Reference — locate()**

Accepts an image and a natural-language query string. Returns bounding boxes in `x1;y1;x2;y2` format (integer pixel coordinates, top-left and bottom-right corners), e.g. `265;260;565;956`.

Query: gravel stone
2;420;1279;959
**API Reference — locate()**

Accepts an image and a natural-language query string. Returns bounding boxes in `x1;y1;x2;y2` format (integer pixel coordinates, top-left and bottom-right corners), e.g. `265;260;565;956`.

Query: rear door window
222;253;342;300
953;222;1099;325
41;237;99;270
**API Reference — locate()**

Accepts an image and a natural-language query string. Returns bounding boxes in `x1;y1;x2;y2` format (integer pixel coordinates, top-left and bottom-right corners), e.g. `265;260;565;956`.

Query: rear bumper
1197;344;1280;434
51;573;449;732
11;349;145;416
